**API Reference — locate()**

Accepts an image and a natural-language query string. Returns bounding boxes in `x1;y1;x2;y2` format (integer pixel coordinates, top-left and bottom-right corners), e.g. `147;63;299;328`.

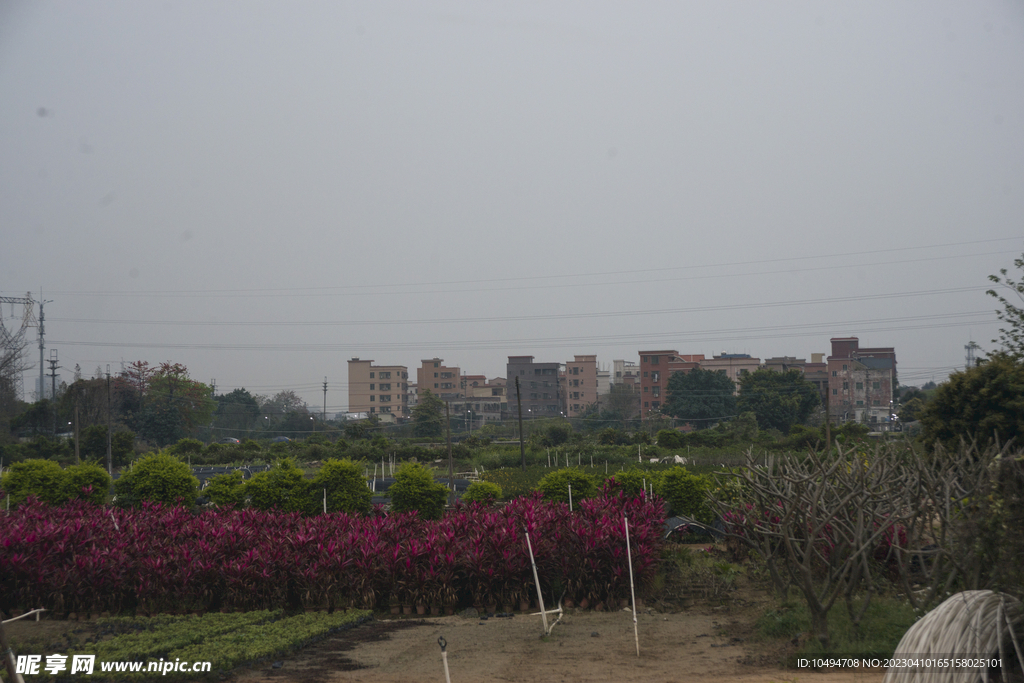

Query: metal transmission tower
965;341;980;370
0;293;39;401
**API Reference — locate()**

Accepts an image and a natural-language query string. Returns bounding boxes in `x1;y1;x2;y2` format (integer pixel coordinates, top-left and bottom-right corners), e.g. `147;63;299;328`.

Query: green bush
63;462;111;504
203;470;247;507
657;466;713;523
166;438;205;457
1;459;68;507
656;429;683;449
389;461;448;520
605;468;659;498
114;452;199;507
536;468;598;504
461;480;502;505
309;458;372;515
244;458;309;513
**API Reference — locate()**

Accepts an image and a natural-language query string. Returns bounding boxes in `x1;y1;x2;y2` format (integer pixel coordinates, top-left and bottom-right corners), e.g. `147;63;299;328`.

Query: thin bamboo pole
624;514;640;657
524;529;548;636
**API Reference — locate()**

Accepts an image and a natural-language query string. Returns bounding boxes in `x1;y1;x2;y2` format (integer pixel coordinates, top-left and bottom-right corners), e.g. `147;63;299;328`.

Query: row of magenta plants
0;486;663;617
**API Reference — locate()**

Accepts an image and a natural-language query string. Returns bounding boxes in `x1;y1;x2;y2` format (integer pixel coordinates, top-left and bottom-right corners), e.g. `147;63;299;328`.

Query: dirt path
231;609;886;683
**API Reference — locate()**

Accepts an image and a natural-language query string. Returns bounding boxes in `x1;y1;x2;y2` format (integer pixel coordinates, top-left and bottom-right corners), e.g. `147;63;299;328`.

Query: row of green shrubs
1;452;715;523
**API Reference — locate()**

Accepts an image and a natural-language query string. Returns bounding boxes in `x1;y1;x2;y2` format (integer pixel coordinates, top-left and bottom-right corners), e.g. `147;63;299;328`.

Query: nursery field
5;603;886;683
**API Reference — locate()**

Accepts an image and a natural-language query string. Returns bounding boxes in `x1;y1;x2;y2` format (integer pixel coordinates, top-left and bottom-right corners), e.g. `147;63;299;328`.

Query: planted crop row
9;610;369;682
86;610;281;661
1;490;664;615
168;609;371;675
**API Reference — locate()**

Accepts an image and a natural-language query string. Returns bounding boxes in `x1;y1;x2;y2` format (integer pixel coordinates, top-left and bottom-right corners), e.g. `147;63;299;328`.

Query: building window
434;362;439;368
370;372;374;378
380;395;391;402
843;382;849;390
642;356;649;363
644;401;649;407
652;387;660;397
873;382;880;389
652;401;660;409
643;387;648;392
380;383;390;390
651;371;660;382
873;400;880;406
832;388;838;395
856;382;863;390
651;356;659;365
380;371;391;379
643;371;648;377
832;371;837;377
370;395;375;401
842;365;848;371
856;400;864;406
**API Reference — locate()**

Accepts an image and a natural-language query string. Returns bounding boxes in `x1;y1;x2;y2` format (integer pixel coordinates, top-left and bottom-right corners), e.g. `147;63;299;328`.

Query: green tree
461;480;502;505
203;470;247;507
62;462;111;504
412;389;445;438
918;352;1024;451
309;458;373;515
244;458;310;512
1;459;68;506
662;368;737;429
389;461;448;519
536;468;598;504
657;466;713;524
80;425;135;467
138;363;215;446
214;388;261;438
988;254;1024;357
113;452;199;507
737;369;820;433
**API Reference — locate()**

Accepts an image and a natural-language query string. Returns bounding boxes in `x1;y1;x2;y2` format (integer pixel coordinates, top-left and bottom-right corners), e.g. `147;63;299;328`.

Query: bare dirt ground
227;608;886;683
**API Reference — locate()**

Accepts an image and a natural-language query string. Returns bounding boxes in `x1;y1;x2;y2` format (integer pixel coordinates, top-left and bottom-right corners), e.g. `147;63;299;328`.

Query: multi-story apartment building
638;350;704;416
612;359;640;386
565;354;598;417
763;354;829;409
463;375;507;425
699;353;761;393
506;356;564;418
347;358;410;417
417;358;465;403
827;337;897;427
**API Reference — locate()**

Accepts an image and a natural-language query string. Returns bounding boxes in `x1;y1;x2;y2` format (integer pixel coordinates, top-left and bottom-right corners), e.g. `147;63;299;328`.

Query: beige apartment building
416;358;465;402
347;358;410;417
565;354;598;417
463;375;507;425
699;354;761;393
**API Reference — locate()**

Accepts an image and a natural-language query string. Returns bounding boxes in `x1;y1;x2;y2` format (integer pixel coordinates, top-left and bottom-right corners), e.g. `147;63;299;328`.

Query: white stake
524;528;548;635
624;514;639;657
323;488;327;514
638;444;641;462
438;636;451;683
568;483;573;512
547;450;550;467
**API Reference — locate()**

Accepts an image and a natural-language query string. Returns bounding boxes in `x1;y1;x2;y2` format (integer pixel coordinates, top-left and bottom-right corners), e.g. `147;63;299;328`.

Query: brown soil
225;607;883;683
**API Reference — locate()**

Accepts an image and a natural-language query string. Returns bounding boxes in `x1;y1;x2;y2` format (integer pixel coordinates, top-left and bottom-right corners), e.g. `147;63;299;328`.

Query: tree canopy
412;389;445;438
918;352;1024;451
988;253;1024;357
662;368;737;429
737;369;820;433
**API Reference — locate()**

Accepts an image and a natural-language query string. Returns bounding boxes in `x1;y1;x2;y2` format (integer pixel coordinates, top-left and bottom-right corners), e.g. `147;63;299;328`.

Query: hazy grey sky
2;1;1023;412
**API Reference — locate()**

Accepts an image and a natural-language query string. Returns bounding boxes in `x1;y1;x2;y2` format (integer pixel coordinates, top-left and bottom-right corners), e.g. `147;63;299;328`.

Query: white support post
624;515;640;657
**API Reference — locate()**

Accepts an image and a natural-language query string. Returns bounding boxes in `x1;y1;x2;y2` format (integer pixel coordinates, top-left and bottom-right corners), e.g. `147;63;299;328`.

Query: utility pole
323;377;328;425
106;364;112;476
47;349;59;436
516;376;525;471
74;393;80;464
446;402;454;506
